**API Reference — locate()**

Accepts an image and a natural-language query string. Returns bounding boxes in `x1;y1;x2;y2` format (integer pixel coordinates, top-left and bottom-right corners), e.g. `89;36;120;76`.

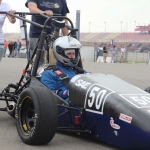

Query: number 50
88;87;107;110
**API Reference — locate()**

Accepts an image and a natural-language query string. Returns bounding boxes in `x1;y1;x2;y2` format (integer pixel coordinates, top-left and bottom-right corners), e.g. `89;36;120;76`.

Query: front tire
16;87;58;145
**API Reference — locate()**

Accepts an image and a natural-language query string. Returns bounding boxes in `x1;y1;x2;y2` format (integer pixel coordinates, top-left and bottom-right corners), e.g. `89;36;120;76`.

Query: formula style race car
0;12;150;150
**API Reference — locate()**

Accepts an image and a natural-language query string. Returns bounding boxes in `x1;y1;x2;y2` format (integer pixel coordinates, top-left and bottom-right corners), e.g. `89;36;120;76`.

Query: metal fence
115;52;149;64
95;48;149;64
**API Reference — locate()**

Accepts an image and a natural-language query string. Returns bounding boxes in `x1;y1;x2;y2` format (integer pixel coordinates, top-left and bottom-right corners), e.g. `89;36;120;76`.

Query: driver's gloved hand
73;66;84;74
56;89;69;99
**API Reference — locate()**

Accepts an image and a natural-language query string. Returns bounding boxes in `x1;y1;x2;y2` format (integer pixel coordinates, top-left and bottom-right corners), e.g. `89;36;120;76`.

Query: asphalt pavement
0;57;150;150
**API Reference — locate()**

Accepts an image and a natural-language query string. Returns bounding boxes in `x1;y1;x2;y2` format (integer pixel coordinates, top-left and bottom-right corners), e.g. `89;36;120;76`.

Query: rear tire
16;87;58;145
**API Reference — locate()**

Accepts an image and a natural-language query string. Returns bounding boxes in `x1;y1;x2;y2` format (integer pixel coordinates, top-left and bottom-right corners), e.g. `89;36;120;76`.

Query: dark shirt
8;44;14;50
103;46;107;53
16;42;22;49
25;0;70;38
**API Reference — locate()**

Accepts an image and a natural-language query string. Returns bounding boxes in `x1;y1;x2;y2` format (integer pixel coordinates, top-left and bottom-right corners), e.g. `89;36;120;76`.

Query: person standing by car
8;40;13;57
111;45;118;63
12;40;17;57
16;39;22;54
103;44;108;63
0;0;16;61
120;45;126;63
3;39;8;57
41;36;86;102
25;0;70;58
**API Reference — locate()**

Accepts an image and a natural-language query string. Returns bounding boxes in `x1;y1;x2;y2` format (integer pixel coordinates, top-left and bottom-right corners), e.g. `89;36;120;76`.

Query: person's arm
27;2;53;16
60;0;69;36
62;15;69;36
41;70;69;99
7;10;16;24
56;88;69;99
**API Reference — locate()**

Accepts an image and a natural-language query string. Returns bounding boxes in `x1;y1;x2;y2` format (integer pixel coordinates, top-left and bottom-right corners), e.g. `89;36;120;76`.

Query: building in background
135;25;150;34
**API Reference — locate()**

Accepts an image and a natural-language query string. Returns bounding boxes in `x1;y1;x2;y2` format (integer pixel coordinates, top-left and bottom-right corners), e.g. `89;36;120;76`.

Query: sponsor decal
69;44;77;47
110;117;120;129
40;2;60;8
84;84;115;114
119;113;132;123
54;70;63;75
114;130;119;136
75;79;91;89
119;94;150;108
69;43;80;47
54;3;60;8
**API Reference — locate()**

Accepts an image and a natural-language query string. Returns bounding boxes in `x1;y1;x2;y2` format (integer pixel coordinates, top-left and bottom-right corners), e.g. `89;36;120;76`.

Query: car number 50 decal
120;94;150;108
84;84;115;114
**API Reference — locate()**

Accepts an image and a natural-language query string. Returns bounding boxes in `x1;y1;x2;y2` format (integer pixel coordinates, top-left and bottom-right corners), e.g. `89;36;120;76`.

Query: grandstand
3;33;26;45
80;32;150;52
4;29;150;52
135;24;150;33
4;33;20;40
80;25;150;52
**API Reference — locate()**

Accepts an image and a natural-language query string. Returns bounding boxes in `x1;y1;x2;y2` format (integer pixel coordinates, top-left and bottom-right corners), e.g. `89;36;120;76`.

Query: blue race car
15;71;150;150
0;11;150;150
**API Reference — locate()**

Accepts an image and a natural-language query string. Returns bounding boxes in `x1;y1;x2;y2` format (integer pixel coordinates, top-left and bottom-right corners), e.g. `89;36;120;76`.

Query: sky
3;0;150;33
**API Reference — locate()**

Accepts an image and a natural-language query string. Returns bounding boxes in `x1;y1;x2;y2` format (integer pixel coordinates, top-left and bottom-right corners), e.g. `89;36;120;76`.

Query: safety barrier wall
80;46;149;63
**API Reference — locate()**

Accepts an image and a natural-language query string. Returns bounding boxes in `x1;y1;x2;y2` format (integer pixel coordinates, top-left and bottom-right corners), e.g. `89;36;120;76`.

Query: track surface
0;58;149;150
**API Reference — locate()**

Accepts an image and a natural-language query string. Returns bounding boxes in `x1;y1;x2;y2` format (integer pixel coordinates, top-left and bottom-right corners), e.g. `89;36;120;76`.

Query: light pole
120;21;123;32
89;22;91;32
144;23;146;33
134;21;136;32
104;22;106;32
125;22;128;48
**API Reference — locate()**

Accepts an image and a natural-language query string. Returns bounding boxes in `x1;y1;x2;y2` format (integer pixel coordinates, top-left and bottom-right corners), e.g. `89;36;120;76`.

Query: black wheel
16;87;58;145
145;87;150;93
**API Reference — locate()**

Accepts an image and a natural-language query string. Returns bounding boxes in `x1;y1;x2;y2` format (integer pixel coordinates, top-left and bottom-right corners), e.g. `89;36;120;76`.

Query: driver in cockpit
41;36;86;102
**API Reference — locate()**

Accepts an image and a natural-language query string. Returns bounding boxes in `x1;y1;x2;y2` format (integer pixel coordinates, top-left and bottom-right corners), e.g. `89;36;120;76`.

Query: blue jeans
3;48;7;56
17;48;20;53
